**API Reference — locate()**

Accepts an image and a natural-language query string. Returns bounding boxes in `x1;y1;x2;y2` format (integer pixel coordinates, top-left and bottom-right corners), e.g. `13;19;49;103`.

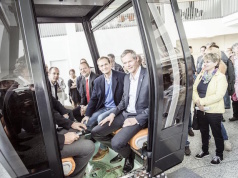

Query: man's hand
80;105;87;116
81;116;89;124
63;113;69;119
195;100;201;106
64;132;79;144
71;122;87;131
99;113;115;126
123;117;138;127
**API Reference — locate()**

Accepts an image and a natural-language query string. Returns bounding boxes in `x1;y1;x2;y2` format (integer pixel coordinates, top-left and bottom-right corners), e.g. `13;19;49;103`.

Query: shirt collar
104;70;112;83
130;66;141;81
85;72;91;80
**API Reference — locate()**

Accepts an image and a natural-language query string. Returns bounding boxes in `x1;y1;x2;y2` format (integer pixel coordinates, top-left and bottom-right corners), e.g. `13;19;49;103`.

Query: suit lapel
111;70;118;96
125;75;130;105
135;68;145;103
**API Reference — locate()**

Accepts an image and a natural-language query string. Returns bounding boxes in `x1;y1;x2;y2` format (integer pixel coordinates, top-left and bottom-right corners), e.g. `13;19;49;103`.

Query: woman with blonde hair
193;53;227;165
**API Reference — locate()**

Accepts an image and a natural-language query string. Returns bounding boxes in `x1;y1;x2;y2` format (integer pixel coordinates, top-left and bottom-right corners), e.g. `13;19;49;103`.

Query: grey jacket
113;67;149;126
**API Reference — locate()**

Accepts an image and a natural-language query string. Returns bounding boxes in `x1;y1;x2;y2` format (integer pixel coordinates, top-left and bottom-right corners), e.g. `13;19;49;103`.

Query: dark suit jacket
76;75;82;93
47;79;59;100
86;70;126;117
80;72;99;105
114;62;124;72
113;67;149;126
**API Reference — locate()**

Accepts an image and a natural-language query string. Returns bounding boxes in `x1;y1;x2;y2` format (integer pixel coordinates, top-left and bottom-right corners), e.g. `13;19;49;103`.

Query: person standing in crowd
68;69;80;108
92;49;149;173
108;53;124;72
193;53;227;165
189;46;196;79
229;43;238;121
76;58;87;97
48;67;60;100
196;46;206;74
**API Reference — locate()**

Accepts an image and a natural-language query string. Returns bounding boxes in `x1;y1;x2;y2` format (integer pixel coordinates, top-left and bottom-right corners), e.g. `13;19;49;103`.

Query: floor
1;108;238;178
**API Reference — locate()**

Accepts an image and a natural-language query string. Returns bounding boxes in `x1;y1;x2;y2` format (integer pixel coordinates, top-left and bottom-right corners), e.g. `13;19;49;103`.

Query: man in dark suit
72;62;98;121
92;49;149;173
108;53;124;72
52;100;94;177
81;56;125;161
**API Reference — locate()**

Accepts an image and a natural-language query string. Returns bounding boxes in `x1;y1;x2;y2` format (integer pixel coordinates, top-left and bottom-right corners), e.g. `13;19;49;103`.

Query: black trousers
72;106;83;122
197;111;224;158
91;113;143;158
59;129;95;177
232;100;238;118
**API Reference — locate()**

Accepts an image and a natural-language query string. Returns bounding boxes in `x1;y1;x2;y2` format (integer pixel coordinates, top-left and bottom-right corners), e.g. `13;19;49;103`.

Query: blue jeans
87;107;115;150
223;90;231;109
221;123;228;140
87;107;115;131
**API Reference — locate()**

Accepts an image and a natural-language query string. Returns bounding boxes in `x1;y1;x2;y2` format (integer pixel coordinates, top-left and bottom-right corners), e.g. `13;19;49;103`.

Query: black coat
80;72;99;105
227;57;235;96
85;70;125;117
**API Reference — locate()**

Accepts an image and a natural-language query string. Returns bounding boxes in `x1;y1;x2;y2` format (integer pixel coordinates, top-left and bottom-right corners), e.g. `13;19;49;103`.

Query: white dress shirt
126;66;141;113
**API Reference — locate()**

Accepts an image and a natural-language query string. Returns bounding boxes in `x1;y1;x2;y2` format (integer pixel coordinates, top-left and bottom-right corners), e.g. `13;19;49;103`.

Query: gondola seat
114;128;148;150
62;157;75;176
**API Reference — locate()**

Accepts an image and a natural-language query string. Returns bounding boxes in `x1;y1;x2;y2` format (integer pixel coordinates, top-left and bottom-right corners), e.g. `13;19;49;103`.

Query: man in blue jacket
92;50;149;173
81;56;125;161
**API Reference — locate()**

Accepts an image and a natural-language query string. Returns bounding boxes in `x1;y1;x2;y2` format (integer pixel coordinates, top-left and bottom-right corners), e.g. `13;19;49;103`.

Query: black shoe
195;151;209;160
188;129;194;137
229;117;238;121
123;153;134;174
184;146;191;156
221;116;225;122
110;154;123;164
211;156;223;165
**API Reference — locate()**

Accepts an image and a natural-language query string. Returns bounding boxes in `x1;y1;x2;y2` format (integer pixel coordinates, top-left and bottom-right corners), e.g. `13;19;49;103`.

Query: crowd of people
1;42;237;177
186;42;238;165
46;50;148;177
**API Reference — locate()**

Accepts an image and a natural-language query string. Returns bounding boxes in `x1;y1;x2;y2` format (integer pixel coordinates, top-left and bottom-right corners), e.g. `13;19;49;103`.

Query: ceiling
33;0;112;18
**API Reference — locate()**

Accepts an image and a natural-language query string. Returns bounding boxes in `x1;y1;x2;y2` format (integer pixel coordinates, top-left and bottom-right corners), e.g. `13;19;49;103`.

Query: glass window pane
0;1;49;175
93;7;145;69
148;2;187;129
91;0;128;29
38;23;94;106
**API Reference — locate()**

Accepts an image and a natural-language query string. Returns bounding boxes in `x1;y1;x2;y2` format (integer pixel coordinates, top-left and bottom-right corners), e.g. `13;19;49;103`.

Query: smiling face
69;70;75;78
203;59;217;72
121;53;139;75
98;58;112;75
48;68;59;83
80;63;90;77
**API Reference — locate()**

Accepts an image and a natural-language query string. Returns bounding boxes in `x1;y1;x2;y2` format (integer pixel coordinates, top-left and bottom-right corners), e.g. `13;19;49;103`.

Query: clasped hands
195;100;204;111
64;122;87;144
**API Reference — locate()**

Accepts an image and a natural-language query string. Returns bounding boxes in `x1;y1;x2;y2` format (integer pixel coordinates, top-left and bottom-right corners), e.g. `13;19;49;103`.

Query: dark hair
69;69;75;74
107;54;115;60
49;67;59;73
207;42;219;49
80;58;87;63
80;62;90;68
201;46;206;49
97;56;110;64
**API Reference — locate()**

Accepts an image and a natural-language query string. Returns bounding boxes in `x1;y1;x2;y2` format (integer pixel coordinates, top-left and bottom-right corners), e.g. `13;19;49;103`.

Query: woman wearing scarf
193;53;227;165
68;69;80;108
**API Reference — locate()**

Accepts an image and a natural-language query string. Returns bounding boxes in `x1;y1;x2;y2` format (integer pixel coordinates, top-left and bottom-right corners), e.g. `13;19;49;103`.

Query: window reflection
0;1;49;175
148;3;187;129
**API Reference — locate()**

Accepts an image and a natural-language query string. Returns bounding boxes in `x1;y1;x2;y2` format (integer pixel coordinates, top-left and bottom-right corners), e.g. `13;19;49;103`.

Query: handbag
192;108;200;130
